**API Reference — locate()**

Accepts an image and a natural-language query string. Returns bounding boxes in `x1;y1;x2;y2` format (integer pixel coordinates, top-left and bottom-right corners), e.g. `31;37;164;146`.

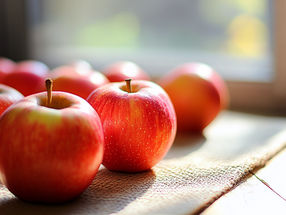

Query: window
29;0;273;82
1;0;285;113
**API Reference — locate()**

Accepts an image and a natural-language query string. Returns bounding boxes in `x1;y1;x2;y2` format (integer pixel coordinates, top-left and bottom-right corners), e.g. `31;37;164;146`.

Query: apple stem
45;79;53;107
125;79;132;93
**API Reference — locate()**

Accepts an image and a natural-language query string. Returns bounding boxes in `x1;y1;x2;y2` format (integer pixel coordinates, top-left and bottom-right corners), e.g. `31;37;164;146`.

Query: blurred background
0;0;273;81
2;0;285;113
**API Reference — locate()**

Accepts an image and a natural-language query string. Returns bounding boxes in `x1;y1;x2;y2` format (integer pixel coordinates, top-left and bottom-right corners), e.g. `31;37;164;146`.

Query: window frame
227;1;286;114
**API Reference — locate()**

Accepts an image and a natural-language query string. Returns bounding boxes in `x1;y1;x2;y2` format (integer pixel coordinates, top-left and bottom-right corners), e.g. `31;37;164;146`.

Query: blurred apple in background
0;80;104;203
70;60;92;73
87;79;176;172
0;58;16;82
2;60;49;96
0;84;23;116
103;61;150;82
158;62;228;133
49;65;109;99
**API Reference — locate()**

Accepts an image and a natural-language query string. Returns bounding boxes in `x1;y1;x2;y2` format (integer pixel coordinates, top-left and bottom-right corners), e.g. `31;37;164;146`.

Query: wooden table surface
203;147;286;215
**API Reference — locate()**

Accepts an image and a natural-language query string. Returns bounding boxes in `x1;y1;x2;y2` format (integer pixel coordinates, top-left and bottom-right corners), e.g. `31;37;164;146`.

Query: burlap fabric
1;111;286;215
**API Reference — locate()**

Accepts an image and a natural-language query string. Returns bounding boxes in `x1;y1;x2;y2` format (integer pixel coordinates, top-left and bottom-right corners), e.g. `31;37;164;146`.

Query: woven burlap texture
1;111;286;215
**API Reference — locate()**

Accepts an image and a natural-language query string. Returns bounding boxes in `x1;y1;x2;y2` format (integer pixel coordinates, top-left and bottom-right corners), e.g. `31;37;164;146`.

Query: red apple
2;60;49;96
87;79;176;172
0;58;16;82
49;65;109;99
103;61;150;82
158;62;228;133
0;80;104;203
0;84;23;116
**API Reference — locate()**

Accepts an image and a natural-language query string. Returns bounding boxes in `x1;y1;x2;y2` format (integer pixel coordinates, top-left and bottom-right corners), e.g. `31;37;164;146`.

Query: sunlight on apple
72;60;92;76
90;72;106;85
121;62;141;78
194;64;213;80
75;68;89;76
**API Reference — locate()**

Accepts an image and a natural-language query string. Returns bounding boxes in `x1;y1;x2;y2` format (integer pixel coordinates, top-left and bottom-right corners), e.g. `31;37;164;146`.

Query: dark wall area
0;0;29;61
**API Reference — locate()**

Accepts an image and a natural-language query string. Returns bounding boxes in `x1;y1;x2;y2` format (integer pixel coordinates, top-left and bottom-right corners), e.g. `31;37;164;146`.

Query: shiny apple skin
0;84;24;116
103;61;150;82
0;58;16;82
0;92;104;203
87;80;176;172
49;66;109;99
158;63;228;133
2;60;49;96
70;60;92;71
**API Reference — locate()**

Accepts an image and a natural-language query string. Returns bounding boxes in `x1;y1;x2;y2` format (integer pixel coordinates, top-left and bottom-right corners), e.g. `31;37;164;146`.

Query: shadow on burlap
1;111;286;215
